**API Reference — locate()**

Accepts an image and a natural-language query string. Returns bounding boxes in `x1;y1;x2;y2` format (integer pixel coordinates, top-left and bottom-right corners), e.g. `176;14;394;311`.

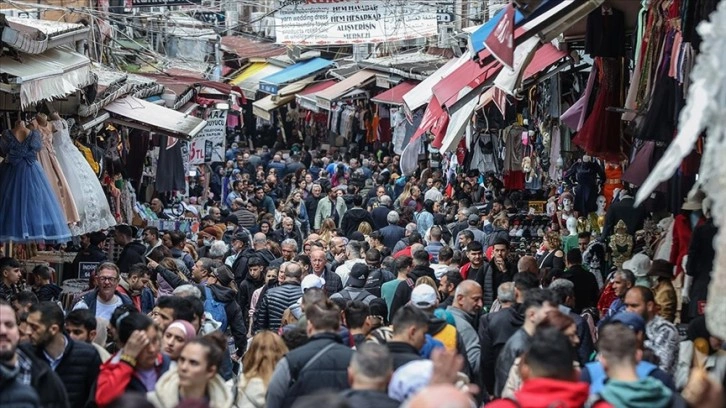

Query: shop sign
274;0;438;45
484;3;515;70
79;262;99;279
259;82;279;95
437;1;456;24
189;109;227;164
128;0;202;6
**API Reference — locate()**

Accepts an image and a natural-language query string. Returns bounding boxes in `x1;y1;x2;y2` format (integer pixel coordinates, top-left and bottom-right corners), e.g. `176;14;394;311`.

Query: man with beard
476;238;517;310
0;300;69;408
447;280;484;383
24;301;101;407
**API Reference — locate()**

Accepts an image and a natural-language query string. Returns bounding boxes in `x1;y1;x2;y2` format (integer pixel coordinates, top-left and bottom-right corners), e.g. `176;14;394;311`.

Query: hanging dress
51;118;117;235
35;121;80;225
0;129;72;243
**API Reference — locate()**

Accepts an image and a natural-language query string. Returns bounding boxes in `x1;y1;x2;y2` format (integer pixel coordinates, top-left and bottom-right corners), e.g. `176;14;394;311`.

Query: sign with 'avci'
189;109;227;164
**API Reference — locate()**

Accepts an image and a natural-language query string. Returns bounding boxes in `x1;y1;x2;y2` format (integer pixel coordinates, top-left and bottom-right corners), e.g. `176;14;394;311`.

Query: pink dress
35;121;79;224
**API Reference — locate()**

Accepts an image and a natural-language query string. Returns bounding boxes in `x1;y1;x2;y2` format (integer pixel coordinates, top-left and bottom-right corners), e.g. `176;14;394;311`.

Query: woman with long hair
236;331;289;408
147;332;233;408
538;231;565;270
357;221;372;237
182;243;198;262
318;218;336;248
395;182;413;210
285;190;310;235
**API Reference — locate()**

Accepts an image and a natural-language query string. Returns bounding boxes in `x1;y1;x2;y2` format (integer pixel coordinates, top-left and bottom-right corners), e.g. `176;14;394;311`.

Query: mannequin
609;220;634;269
564;155;604;216
683;197;716;320
563;216;580;255
603;161;624;205
588;195;607;236
0;118;72;242
554;192;578;231
546;195;558;217
34;113;80;225
577;217;591;234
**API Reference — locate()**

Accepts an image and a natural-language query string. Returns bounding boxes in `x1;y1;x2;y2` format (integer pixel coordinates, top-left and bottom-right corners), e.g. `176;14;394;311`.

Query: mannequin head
582;155;591;163
566;216;578;235
562;198;573;212
596;195;607;212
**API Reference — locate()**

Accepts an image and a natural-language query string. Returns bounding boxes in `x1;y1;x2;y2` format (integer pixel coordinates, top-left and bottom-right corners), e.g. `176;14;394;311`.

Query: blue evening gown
0;129;72;243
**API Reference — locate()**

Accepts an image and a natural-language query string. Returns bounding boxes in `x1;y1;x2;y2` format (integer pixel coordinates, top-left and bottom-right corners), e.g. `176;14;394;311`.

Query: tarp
402;52;470;117
252;94;295;122
314;69;377;110
229;63;268;86
104;96;208;140
232;63;284;99
258;57;334;95
296;79;337;112
371;81;418;106
436;96;478;153
0;47;93;109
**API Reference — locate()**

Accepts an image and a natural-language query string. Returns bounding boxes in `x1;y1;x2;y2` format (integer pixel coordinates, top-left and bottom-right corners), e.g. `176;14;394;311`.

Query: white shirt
73;295;123;321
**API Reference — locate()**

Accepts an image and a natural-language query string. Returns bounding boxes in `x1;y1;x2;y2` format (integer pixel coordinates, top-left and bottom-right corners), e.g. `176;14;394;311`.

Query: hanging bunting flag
484;3;516;70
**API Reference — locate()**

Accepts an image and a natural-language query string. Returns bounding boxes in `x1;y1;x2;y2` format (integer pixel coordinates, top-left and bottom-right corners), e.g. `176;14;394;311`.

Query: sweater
147;368;232;408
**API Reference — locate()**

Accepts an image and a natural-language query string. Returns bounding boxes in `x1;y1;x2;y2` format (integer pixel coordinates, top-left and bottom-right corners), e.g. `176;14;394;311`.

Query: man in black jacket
310;249;343;295
0;301;69;408
389;251;437;320
267;298;354;408
559;248;600;313
237;257;265;320
253;263;303;333
388;305;428;370
340;343;400;408
71;232;107;281
474;238;517;310
113;225;145;274
341;195;375;238
601;187;646;239
24;301;100;408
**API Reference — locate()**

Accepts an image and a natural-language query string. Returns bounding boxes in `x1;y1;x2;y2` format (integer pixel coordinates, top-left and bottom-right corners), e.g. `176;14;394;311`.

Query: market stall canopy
371;81;418;106
296;79;337;112
220;35;287;60
104;96;208;141
258;57;334;95
230;63;285;100
359;52;450;81
0;47;93;109
252;77;318;121
1;16;89;54
314;70;377;111
402;53;471;117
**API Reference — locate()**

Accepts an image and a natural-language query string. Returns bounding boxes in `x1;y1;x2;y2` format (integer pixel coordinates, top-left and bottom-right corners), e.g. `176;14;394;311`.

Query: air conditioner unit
1;8;40;19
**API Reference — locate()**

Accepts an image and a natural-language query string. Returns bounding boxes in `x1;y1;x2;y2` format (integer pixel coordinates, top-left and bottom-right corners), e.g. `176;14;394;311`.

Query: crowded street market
0;0;725;407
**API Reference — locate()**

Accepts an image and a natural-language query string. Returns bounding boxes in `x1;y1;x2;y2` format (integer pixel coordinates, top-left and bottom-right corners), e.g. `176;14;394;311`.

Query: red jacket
486;378;612;408
95;353;170;407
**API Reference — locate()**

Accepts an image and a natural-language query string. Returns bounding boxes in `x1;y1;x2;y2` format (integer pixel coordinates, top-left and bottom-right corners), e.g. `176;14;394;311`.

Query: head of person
549;278;576;309
11;291;37;314
330;237;346;256
565;248;583;268
95;262;121;301
310;250;327;275
280;239;298;262
207;206;222;222
391;305;429;350
26;301;64;348
117;311;160;370
497;281;516;308
284;263;303;284
491;237;510;260
395;256;413;278
439;270;463;298
152;296;195;332
544;231;561;251
242;331;289;385
348;343;393;391
538;309;579;348
520;327;578;382
150;198;164;214
191;258;216;283
612;269;635;298
624;286;657;322
517;255;539;275
230;231;249;254
305;298;341;336
438;247;454;265
458;230;474;249
177;332;226;390
466;241;484;267
142;227;159;245
0;300;20;363
386;211;400;226
113;225;135;246
127;264;150;292
522;289;558;332
411;248;429;268
344;300;372;334
577;232;591;253
162;320;196;361
453;280;483;315
65;309;99;343
597;322;642;374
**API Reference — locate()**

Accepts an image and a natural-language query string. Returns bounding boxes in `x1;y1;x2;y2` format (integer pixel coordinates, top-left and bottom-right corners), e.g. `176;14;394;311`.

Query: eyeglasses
97;276;118;283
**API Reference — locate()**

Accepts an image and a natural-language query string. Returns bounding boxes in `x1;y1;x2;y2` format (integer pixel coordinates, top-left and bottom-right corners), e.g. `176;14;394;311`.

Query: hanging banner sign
484;3;516;70
189;109;227;164
274;0;438;45
437;1;456;23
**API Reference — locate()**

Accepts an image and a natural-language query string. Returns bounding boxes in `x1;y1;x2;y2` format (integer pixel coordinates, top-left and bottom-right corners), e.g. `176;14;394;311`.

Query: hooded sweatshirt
600;377;672;408
488;378;596;408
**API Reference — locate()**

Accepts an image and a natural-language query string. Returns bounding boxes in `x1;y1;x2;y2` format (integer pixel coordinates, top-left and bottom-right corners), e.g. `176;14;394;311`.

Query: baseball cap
388;360;434;402
610;312;646;333
468;214;480;224
301;274;325;293
347;263;369;288
410;284;438;309
232;231;249;243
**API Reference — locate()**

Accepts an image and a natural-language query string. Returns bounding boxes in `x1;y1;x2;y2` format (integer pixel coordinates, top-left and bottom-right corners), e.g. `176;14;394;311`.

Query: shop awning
2;17;90;54
431;59;503;109
494;39;569;95
258;58;334;95
411;95;447;143
296;80;337;112
252;77;318;121
402;53;470;117
231;63;285;100
371;81;418;106
315;70;377;110
436;96;479;153
104;96;208;140
0;47;93;109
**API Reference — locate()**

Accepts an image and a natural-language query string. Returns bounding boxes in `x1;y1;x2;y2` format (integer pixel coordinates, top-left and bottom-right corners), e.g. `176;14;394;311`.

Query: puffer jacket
0;362;40;408
147;367;232;408
253;282;302;333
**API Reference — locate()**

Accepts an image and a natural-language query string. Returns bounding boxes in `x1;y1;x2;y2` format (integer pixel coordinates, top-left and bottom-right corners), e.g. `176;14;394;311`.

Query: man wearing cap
330;264;378;305
447;280;483;382
624;286;679;375
581;312;677;394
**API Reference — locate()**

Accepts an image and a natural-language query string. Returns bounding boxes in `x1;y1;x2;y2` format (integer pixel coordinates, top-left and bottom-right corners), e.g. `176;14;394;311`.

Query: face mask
226;226;235;231
203;239;212;247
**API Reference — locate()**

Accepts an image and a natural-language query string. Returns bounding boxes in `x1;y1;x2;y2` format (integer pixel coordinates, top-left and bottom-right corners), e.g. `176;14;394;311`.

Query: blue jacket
582;360;676;394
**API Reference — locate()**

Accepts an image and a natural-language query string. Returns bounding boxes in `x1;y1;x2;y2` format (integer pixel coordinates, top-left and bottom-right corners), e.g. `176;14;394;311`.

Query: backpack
339;289;377;305
432;323;458;352
363;268;386;297
203;285;228;332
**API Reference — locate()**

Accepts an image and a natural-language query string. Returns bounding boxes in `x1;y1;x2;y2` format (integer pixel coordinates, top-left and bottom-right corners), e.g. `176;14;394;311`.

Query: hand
123;330;150;358
429;347;464;385
681;288;691;304
334;252;346;263
147;259;159;270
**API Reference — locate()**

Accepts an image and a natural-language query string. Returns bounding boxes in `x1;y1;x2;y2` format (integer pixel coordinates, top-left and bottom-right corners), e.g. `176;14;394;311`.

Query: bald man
446;280;483;380
517;256;539;275
310;249;343;295
405;385;473;408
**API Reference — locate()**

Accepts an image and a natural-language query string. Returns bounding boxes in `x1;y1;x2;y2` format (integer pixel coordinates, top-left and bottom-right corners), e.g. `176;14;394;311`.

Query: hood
409;265;436;282
148;367;232;408
346;208;369;220
514;378;590;408
126;241;146;254
207;284;236;303
427;316;449;335
600;377;672;408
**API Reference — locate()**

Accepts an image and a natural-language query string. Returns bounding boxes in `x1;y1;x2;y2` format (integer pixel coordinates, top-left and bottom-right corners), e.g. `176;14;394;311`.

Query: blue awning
468;0;563;56
258;57;334;95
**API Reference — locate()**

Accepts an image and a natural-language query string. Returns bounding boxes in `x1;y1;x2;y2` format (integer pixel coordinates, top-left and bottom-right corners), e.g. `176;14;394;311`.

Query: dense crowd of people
0;145;724;408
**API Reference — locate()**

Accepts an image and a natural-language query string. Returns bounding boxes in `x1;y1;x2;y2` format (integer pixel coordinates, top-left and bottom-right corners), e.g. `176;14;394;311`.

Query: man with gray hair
270;239;298;269
549;278;595;363
496;282;516;309
371;195;392;229
379;211;405;249
272;216;302;249
393;223;418;254
335;241;366;286
253;262;303;333
340;343;399;408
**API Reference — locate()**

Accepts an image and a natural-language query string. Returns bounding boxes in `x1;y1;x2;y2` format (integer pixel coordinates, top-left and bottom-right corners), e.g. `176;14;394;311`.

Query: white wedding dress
52;119;116;235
